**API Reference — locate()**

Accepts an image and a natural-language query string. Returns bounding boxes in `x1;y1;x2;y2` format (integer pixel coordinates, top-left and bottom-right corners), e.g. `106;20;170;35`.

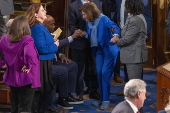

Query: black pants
51;60;77;104
32;91;53;112
71;49;87;95
84;52;99;94
38;90;52;110
10;85;35;113
113;52;120;77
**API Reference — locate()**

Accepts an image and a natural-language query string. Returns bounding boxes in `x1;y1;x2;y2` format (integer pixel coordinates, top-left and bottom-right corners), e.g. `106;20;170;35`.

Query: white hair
124;79;146;99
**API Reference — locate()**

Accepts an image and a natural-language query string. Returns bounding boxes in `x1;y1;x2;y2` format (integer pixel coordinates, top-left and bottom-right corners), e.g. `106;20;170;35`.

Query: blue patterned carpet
52;68;157;113
0;68;157;113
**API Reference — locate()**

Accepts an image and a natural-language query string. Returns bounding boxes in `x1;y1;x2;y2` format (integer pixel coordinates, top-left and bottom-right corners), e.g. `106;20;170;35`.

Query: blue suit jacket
31;24;58;60
115;0;152;41
86;15;120;60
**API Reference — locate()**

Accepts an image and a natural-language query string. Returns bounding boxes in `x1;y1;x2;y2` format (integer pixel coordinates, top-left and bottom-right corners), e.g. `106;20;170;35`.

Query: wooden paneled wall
41;0;65;27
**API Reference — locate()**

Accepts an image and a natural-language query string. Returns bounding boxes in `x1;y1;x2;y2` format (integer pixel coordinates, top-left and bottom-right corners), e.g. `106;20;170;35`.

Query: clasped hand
110;35;119;43
71;29;86;38
54;40;59;47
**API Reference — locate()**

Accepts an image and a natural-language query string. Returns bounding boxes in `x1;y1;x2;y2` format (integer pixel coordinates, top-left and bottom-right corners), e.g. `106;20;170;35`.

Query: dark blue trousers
51;60;78;104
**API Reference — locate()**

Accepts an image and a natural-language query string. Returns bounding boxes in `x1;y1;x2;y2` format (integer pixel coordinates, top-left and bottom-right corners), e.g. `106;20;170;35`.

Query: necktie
124;12;128;23
136;111;140;113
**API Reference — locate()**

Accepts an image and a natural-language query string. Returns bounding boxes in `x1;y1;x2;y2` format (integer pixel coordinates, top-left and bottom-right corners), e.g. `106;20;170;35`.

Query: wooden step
0;88;10;103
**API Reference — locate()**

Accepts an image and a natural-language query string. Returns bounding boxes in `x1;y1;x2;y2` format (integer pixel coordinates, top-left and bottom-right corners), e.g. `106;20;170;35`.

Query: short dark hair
125;0;144;15
8;15;31;42
80;2;101;21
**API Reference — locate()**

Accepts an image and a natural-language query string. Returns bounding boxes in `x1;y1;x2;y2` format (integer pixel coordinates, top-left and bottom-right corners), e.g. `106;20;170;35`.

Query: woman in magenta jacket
0;16;40;113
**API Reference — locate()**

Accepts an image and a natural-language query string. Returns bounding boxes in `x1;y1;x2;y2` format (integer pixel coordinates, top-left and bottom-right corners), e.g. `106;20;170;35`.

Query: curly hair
125;0;144;15
80;2;101;21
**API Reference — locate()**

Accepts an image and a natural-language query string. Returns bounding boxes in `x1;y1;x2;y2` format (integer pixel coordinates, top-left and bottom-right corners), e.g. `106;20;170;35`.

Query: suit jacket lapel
77;0;83;8
121;16;131;37
124;100;134;112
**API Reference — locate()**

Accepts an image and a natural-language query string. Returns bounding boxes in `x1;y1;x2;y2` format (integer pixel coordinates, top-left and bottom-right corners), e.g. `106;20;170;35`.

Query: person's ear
136;91;140;98
35;13;38;18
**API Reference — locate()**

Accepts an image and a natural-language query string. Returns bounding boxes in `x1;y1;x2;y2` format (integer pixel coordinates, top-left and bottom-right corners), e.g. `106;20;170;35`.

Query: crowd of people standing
0;0;152;113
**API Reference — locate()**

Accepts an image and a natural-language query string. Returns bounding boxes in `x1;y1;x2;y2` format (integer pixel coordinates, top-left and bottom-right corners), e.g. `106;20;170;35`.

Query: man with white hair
111;79;146;113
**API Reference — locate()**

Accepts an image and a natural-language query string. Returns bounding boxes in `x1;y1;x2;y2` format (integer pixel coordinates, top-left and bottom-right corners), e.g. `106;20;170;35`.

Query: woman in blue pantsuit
80;2;120;110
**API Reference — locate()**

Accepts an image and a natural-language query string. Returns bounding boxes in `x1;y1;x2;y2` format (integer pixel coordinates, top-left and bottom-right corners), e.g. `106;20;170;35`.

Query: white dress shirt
81;0;90;5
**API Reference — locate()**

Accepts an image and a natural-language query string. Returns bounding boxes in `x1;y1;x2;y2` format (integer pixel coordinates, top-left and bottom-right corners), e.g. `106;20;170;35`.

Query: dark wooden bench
0;70;11;108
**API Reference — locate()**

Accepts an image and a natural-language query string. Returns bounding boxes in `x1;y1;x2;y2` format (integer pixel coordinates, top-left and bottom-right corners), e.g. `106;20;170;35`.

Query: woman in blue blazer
80;2;120;110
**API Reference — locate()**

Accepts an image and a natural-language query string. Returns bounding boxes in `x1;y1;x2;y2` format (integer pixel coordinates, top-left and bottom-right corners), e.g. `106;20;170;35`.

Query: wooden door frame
156;0;170;66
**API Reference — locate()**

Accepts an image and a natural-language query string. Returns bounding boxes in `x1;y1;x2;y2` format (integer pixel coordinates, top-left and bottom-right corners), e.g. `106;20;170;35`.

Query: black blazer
100;0;116;22
68;0;102;50
58;38;69;51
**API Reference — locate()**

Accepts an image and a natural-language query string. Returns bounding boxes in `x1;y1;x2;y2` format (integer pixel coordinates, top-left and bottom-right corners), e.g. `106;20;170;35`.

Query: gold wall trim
160;0;165;9
165;51;170;54
147;46;152;49
153;0;157;4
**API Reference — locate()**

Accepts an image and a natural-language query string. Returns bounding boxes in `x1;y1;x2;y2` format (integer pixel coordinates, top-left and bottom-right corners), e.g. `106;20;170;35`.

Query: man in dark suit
111;79;147;113
0;0;14;37
40;15;83;111
68;0;102;100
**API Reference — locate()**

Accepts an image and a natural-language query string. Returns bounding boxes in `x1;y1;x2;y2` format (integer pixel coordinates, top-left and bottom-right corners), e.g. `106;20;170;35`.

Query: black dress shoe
57;97;73;109
76;94;83;101
38;108;50;113
114;75;124;83
89;93;101;100
83;87;89;95
48;106;60;112
67;95;83;104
